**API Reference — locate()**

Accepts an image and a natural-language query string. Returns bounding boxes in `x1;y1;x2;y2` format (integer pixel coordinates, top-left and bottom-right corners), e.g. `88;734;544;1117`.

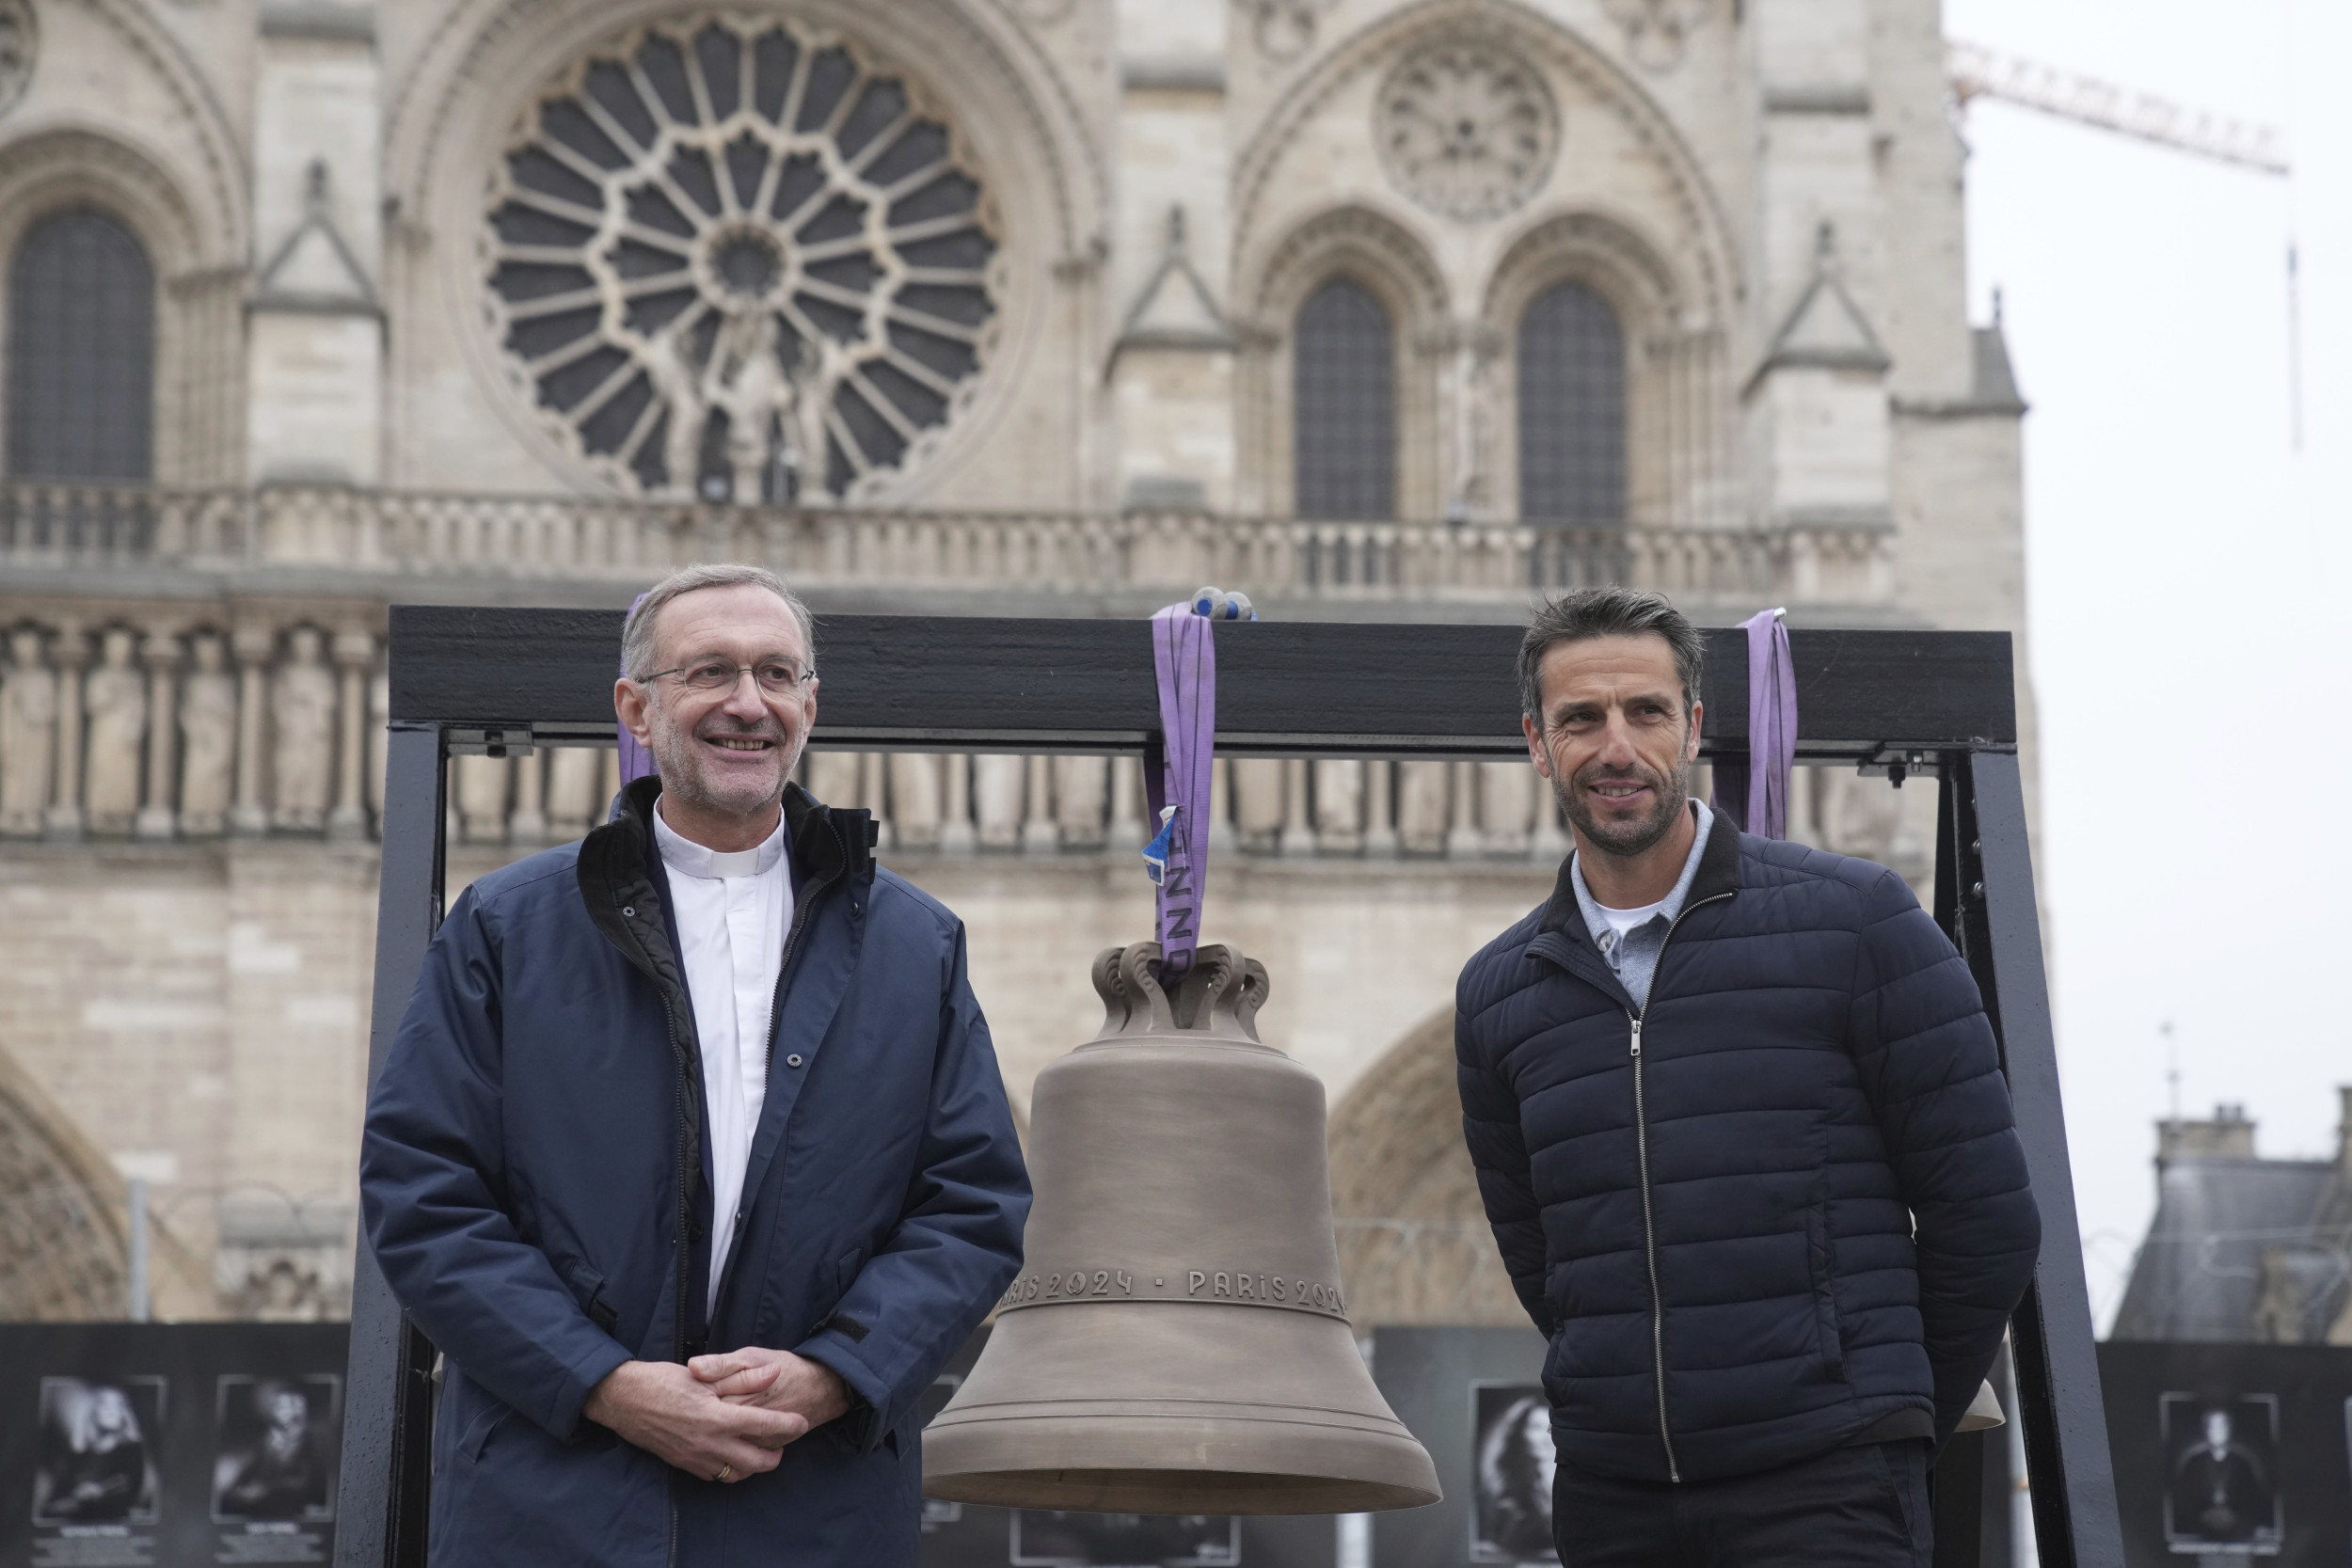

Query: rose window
484;18;999;501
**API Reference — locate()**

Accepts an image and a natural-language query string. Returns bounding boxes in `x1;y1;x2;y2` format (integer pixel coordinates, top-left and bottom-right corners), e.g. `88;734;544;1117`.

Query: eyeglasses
642;659;816;697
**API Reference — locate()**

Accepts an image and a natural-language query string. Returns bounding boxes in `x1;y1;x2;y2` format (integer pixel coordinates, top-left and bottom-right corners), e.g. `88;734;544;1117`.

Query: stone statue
1396;760;1449;854
1232;758;1285;853
271;627;336;832
0;627;56;835
973;753;1023;849
83;628;147;832
644;308;834;504
889;752;943;850
179;633;236;835
544;746;602;842
1312;760;1363;851
1053;755;1107;850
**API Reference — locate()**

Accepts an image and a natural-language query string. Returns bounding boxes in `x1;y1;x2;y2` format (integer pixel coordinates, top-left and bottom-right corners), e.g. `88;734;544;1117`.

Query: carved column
230;626;274;836
0;626;58;837
1021;753;1057;854
179;632;237;835
1363;758;1398;858
1279;758;1316;857
1446;760;1483;857
43;626;87;841
135;630;183;840
938;753;976;853
327;631;374;840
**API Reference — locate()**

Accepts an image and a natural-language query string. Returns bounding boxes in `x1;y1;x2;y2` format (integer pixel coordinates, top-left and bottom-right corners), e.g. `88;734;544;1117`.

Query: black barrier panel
0;1323;350;1568
2099;1341;2352;1567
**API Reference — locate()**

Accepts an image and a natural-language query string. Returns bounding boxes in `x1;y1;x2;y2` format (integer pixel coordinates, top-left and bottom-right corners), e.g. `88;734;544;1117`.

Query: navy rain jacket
1456;818;2040;1484
361;778;1029;1565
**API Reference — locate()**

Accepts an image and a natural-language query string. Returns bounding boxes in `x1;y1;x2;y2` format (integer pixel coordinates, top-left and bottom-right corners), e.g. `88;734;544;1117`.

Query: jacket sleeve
1456;973;1554;1338
359;887;632;1443
794;920;1030;1451
1847;870;2041;1446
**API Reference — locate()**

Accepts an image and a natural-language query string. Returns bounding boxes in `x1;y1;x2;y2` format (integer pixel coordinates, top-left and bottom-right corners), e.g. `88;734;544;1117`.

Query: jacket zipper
1624;888;1731;1485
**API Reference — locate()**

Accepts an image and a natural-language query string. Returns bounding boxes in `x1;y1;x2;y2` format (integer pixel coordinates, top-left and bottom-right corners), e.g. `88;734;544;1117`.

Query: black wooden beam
386;607;2016;757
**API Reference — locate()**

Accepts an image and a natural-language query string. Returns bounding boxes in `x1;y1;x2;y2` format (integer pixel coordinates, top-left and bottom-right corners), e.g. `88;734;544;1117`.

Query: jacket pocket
558;1257;618;1335
1804;1208;1847;1380
836;1243;868;1298
453;1396;511;1467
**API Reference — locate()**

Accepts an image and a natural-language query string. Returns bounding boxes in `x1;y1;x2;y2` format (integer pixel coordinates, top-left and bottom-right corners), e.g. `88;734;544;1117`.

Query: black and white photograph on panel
1470;1382;1559;1565
211;1374;340;1524
30;1376;165;1527
2162;1391;2283;1555
1009;1511;1240;1567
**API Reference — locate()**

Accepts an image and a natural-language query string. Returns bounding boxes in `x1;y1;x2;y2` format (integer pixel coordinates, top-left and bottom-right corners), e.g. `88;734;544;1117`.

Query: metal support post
1942;752;2122;1568
126;1176;150;1322
334;722;449;1568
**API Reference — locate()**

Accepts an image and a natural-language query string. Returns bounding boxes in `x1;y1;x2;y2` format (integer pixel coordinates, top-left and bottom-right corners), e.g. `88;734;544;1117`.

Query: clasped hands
582;1348;850;1482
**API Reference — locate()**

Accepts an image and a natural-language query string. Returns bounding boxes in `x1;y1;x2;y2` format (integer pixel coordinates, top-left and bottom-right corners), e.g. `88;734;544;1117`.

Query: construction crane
1948;38;2301;447
1947;40;2289;177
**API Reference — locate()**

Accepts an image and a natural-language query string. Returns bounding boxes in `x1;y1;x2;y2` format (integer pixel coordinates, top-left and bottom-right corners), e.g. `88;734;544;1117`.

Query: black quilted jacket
1455;816;2040;1484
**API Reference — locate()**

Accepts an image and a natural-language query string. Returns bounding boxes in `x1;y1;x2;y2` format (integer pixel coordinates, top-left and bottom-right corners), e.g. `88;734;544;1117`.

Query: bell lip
920;1465;1442;1516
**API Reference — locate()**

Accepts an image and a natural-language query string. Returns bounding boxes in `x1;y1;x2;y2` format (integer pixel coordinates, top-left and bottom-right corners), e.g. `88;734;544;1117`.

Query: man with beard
362;563;1028;1566
1454;588;2040;1566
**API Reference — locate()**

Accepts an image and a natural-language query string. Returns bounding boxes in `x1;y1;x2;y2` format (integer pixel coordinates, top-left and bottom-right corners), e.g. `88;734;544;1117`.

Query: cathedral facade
0;0;2027;1320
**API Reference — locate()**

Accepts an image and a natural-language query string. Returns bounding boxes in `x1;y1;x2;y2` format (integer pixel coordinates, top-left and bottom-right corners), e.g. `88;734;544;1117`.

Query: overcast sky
1944;0;2352;1328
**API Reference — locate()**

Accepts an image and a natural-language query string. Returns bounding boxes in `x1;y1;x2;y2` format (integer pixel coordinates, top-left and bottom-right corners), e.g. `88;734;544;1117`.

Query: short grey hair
621;562;816;682
1518;587;1705;720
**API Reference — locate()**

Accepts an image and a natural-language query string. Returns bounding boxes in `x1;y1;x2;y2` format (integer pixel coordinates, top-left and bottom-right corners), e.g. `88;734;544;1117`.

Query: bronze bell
923;942;1441;1514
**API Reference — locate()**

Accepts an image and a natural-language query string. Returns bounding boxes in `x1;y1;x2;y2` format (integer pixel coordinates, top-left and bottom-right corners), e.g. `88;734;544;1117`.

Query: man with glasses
361;562;1028;1566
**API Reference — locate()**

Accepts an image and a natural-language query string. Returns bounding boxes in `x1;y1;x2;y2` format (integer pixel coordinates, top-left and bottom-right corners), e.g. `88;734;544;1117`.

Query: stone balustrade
0;602;1571;858
0;480;1897;612
0;479;1903;854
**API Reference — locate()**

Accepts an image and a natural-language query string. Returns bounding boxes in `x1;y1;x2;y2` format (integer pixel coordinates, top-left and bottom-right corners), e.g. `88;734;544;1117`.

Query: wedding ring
715;1463;733;1483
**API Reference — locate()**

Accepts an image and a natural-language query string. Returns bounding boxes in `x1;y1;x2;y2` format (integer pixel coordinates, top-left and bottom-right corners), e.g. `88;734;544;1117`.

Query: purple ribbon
1711;608;1796;838
618;591;658;786
1144;606;1216;977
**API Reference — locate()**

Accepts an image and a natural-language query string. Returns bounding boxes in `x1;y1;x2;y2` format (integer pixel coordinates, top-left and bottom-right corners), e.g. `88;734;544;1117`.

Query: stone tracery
482;16;1001;501
1373;40;1559;222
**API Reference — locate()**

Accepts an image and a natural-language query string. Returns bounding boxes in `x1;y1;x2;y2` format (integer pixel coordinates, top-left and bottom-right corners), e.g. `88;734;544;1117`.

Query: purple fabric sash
1143;606;1216;977
619;591;657;786
1710;608;1796;838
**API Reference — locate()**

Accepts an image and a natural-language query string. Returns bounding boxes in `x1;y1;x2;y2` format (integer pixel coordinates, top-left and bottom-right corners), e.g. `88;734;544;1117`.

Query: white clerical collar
652;800;789;880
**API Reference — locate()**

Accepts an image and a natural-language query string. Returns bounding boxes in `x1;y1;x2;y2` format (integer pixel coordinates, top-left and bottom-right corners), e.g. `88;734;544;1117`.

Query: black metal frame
335;608;2121;1568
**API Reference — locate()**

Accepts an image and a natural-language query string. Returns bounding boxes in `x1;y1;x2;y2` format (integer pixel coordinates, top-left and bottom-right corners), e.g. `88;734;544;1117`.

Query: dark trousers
1551;1440;1932;1567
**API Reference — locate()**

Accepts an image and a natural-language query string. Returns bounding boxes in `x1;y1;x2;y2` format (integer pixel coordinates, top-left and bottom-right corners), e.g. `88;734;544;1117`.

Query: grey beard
1552;758;1692;860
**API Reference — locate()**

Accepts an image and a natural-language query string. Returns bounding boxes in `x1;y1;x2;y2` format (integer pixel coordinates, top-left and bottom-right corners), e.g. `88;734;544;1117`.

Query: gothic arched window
7;208;155;482
1293;277;1395;520
1517;282;1624;524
